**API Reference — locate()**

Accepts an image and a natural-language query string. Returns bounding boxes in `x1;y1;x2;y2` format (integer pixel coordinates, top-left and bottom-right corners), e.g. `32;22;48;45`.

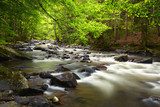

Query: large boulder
0;66;29;91
50;72;77;88
0;45;32;61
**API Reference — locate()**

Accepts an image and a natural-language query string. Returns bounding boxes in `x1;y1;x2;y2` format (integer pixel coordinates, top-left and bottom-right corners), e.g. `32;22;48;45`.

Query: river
3;47;160;107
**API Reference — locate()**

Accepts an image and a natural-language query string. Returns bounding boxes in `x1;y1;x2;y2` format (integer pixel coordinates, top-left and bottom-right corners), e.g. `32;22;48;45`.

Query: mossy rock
0;66;28;91
0;45;32;61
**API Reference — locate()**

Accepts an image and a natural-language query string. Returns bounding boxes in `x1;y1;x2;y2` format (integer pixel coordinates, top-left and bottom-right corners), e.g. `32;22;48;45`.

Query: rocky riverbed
0;40;160;107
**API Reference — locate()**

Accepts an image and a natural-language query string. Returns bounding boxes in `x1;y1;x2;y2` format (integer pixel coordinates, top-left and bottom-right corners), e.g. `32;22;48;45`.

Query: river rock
34;44;48;51
0;90;14;102
142;96;160;107
62;54;70;59
137;58;153;64
28;96;51;107
50;72;77;88
72;73;81;80
94;64;107;70
55;64;71;72
78;67;96;77
39;72;53;79
41;84;49;91
0;70;29;91
114;54;128;62
15;88;44;96
28;76;49;89
0;45;32;61
15;96;52;107
48;45;58;50
80;54;91;62
0;101;19;107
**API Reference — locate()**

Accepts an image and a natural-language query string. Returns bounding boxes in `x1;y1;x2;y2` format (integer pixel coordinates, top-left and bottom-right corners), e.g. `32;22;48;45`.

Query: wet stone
50;72;77;88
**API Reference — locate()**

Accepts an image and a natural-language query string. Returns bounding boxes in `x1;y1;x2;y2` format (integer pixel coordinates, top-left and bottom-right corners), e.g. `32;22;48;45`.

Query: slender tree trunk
54;21;59;44
141;18;148;48
125;13;129;39
157;25;160;37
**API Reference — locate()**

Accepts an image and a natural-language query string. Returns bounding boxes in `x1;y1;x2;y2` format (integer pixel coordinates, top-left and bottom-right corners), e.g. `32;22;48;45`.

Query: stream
2;43;160;107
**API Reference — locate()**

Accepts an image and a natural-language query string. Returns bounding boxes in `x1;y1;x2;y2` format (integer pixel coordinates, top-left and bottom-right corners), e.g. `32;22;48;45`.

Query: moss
0;65;28;90
0;45;32;61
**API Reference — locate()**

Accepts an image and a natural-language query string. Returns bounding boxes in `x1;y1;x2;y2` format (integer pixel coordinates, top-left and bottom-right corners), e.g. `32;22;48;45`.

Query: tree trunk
125;13;129;39
157;25;160;37
54;21;59;44
141;18;148;48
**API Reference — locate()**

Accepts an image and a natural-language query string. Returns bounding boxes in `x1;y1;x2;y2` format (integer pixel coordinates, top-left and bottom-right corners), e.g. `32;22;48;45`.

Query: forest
1;0;160;50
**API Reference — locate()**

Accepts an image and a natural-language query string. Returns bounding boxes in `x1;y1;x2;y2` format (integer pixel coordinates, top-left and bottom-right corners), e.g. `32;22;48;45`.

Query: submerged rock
50;72;77;88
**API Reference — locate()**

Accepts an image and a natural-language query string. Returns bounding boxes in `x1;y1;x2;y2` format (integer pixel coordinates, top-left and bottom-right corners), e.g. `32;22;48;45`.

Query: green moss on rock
0;65;28;90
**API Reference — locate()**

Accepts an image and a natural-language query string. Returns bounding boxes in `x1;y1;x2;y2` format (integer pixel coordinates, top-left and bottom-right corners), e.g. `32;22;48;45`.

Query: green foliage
0;0;160;48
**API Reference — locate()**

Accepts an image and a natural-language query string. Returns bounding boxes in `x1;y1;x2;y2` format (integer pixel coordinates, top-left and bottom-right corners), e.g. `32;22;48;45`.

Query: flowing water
3;48;160;107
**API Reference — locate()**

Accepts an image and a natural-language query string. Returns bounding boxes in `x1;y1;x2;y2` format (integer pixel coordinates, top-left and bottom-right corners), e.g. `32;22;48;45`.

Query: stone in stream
93;65;107;71
15;96;54;107
0;66;29;91
48;45;58;50
0;101;19;107
0;90;14;102
114;54;129;62
33;44;48;51
15;88;44;96
28;75;49;89
78;67;96;77
50;72;77;88
47;50;59;55
142;96;160;107
137;58;153;64
72;73;81;80
62;54;70;59
39;72;53;79
80;54;91;62
55;64;71;72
